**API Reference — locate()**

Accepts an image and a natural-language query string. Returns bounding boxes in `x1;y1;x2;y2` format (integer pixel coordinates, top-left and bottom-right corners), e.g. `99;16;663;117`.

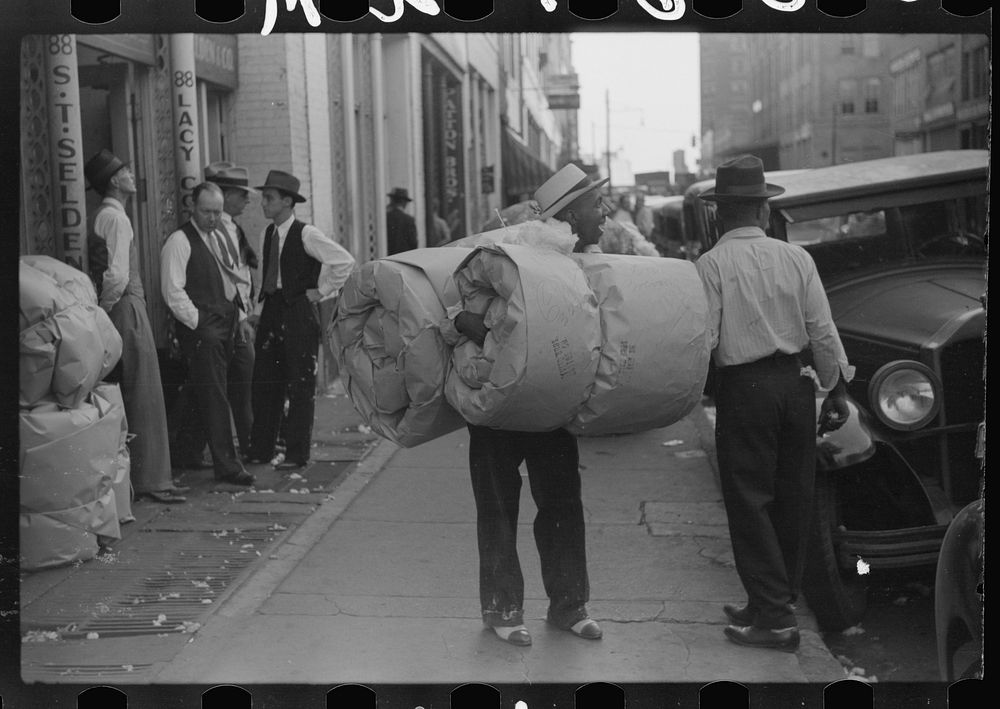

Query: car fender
815;394;877;471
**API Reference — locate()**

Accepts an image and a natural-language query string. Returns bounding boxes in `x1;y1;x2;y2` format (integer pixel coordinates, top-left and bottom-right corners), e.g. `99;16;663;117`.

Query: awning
502;130;554;201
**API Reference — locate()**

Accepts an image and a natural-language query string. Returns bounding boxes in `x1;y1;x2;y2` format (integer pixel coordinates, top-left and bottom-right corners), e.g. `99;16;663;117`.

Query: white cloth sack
94;383;134;523
20;254;98;307
445;218;578;255
19;489;119;571
332;249;469;447
445;243;602;430
566;254;710;435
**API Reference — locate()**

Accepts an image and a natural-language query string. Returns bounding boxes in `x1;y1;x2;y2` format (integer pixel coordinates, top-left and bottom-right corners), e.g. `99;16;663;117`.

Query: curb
211;437;401;620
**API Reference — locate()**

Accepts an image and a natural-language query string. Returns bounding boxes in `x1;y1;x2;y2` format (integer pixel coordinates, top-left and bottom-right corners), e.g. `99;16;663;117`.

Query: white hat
534;164;610;220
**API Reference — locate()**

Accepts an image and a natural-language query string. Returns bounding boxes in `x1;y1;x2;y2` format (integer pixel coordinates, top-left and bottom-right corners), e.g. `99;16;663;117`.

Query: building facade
20;32;576;359
698;33;988;172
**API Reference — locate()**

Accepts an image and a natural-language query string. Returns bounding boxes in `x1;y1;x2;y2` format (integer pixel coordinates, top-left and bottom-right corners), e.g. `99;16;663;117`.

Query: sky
570;32;701;183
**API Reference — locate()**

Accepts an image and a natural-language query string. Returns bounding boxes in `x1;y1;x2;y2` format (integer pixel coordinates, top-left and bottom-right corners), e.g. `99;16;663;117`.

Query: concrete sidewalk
155;407;845;685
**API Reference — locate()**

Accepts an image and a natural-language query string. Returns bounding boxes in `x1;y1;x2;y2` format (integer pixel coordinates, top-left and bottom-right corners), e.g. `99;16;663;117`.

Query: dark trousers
250;293;319;464
715;355;817;629
467;424;590;628
172;321;255;460
176;310;243;478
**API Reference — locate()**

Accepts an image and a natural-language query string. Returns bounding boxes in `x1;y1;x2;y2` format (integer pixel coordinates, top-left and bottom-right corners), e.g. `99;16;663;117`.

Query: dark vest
260;220;321;303
88;203;146;300
180;222;236;319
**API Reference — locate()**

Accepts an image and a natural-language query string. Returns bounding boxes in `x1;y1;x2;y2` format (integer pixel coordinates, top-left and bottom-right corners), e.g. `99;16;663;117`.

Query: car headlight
868;360;942;431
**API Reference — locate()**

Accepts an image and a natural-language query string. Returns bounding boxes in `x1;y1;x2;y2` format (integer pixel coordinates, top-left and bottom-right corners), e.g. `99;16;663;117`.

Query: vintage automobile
686;150;987;631
935;497;983;681
648;194;686;258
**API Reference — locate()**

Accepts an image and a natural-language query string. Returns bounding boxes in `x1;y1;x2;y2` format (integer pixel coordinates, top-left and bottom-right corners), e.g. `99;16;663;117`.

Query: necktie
215;222;241;268
262;224;279;296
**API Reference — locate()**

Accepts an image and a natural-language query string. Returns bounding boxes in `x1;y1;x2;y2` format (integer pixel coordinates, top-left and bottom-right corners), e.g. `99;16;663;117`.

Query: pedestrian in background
85;149;185;504
161;182;254;487
695;155;852;652
611;193;634;225
448;164;611;647
246;170;355;470
632;192;655;240
385;187;418;254
429;197;452;247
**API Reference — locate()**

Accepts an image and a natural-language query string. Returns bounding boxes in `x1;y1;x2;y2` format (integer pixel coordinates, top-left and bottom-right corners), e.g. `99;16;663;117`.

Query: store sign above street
195;35;238;89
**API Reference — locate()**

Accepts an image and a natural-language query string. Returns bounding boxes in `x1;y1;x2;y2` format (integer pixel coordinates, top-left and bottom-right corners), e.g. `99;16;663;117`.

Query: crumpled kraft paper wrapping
444;218;578;255
19;490;120;571
332;249;470;447
446;243;601;431
565;254;710;436
20;254;98;307
20;386;122;514
19;261;74;332
19;301;122;409
94;383;134;523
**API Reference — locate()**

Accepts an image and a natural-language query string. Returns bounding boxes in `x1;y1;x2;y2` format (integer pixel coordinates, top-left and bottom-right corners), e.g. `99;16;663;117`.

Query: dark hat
387;187;412;203
84;149;127;193
205;161;259;194
534;164;609;219
699;155;785;202
256;170;307;203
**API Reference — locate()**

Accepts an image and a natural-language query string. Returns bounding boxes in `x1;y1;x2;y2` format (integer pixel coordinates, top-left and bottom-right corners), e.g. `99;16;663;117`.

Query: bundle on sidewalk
18;255;130;570
331;221;710;446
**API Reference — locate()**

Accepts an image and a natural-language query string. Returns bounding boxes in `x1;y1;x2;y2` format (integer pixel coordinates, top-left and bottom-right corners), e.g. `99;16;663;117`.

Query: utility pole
605;89;612;192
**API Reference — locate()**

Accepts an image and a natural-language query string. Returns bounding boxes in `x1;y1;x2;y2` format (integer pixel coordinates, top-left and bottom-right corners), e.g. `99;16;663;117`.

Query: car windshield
780;196;986;282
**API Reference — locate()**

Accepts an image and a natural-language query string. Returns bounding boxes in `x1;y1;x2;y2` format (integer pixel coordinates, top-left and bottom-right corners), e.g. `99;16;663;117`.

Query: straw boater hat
387;187;412;203
84;149;127;193
699;155;785;202
534;164;609;219
256;170;307;203
205;162;259;194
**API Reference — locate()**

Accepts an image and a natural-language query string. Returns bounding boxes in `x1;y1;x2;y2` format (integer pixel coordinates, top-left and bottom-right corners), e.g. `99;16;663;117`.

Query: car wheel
802;470;869;631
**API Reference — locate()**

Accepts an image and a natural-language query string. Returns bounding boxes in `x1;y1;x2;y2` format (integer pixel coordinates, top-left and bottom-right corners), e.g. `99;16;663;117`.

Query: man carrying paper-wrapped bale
445;165;610;646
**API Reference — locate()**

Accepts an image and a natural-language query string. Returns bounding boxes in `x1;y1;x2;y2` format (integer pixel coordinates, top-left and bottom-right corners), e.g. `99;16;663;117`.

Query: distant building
699;33;988;172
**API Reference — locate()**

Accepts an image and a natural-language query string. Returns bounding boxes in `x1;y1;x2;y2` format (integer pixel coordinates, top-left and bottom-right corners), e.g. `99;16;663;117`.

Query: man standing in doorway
695;155;853;652
161;182;254;487
85;149;185;504
447;164;611;646
385;187;418;255
246;170;355;470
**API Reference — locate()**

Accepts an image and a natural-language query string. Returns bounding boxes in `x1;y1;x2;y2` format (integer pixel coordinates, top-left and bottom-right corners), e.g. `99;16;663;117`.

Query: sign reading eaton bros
194;34;238;89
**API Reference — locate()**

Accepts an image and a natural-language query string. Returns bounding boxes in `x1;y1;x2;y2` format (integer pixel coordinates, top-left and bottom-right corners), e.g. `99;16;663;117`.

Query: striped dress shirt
696;226;853;391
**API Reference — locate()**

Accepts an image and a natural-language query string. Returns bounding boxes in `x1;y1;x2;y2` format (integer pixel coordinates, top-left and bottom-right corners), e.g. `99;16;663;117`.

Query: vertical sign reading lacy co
170;34;202;223
45;34;87;271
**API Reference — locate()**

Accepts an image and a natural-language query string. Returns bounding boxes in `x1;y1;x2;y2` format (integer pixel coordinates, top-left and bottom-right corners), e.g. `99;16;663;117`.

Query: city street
19;383;847;691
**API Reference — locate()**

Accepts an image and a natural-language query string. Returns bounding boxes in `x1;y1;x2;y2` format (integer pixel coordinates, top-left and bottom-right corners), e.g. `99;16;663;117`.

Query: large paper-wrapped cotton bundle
566;254;710;436
446;243;601;430
19;259;122;409
332;248;469;447
19;386;123;569
20;254;98;307
445;218;577;255
19;386;122;515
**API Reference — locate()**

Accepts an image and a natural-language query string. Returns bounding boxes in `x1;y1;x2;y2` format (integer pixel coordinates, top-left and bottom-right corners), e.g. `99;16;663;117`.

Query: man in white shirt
246;170;356;470
695;155;852;652
161;182;253;486
85;149;184;504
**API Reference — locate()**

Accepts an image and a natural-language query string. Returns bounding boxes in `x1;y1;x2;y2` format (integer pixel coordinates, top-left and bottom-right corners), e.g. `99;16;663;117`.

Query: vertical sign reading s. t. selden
170;34;201;223
45;35;87;270
443;82;465;237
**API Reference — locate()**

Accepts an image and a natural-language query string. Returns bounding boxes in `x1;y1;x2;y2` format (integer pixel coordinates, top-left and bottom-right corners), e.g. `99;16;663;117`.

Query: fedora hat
205;161;259;194
699;155;785;202
256;170;307;203
84;149;127;193
387;187;412;203
534;164;609;220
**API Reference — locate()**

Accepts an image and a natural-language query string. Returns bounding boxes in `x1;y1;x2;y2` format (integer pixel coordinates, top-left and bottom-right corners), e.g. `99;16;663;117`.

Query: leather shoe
274;460;307;471
489;625;532;646
547;613;603;640
138;489;187;504
723;624;800;653
215;470;256;486
723;604;755;626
